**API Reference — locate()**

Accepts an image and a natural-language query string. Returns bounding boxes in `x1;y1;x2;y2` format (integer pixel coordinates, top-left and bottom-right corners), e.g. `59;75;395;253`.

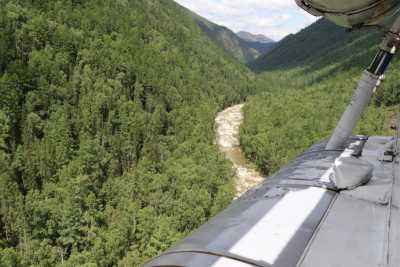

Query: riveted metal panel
299;194;388;267
388;163;400;267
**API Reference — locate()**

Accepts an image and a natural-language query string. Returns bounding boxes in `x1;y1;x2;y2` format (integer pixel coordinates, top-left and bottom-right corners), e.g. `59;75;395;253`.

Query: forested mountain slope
250;19;382;72
186;8;275;63
242;19;400;177
0;0;254;266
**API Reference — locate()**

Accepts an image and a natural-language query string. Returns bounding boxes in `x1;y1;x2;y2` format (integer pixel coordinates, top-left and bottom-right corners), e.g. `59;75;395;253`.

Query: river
215;104;265;197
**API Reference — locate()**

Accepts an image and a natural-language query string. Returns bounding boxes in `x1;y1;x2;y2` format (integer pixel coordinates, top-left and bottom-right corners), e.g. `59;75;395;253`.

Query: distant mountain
237;31;274;44
249;19;381;72
185;8;275;63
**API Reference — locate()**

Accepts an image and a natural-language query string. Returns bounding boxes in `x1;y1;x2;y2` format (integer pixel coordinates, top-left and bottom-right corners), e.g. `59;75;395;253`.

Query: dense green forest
0;0;255;266
2;1;400;266
249;19;382;72
241;19;400;175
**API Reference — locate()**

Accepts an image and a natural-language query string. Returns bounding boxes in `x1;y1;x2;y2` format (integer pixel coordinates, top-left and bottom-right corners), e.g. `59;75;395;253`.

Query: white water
215;104;265;197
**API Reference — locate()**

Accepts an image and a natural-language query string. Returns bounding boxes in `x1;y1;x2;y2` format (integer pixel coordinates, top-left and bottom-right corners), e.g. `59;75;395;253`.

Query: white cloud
174;0;318;41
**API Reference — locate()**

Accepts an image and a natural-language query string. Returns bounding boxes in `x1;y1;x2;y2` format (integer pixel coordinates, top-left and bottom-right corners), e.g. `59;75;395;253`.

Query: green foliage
250;19;381;73
3;1;396;266
242;19;399;175
0;0;251;266
241;69;394;175
0;248;23;267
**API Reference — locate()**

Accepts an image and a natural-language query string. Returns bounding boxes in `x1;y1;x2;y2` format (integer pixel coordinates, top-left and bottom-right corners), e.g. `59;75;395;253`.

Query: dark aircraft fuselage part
296;0;400;28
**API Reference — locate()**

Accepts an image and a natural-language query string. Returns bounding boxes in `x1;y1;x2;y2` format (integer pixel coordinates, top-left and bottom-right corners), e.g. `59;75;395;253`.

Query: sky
174;0;318;41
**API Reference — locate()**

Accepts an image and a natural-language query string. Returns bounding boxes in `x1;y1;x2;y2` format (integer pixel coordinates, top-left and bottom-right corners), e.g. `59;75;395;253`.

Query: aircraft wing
145;136;399;267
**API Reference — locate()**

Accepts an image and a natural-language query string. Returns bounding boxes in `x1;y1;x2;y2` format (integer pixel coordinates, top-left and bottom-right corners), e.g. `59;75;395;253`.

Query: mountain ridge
182;6;275;63
249;19;382;73
237;31;274;44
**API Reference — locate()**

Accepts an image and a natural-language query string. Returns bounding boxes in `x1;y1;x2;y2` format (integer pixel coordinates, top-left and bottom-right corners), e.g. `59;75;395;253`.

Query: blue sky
174;0;317;41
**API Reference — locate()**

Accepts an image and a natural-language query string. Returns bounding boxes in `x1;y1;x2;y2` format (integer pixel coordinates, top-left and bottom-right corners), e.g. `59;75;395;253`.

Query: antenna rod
326;16;400;150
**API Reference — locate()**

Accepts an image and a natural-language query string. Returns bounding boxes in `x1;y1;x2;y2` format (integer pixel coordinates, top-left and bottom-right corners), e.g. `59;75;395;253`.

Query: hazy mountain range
236;31;275;44
185;8;276;64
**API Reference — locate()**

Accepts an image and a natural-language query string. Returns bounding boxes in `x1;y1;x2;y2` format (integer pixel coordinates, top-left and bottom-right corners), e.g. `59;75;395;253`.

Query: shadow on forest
251;19;383;77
